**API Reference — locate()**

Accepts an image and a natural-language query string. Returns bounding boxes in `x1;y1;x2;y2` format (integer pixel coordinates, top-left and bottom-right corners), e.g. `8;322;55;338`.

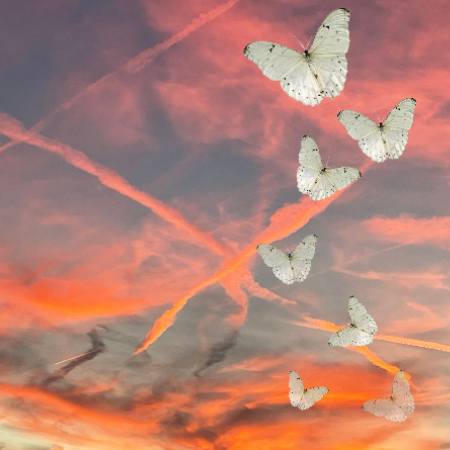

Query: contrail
376;334;450;353
348;346;403;376
0;113;229;256
133;190;356;354
0;0;241;155
291;316;450;353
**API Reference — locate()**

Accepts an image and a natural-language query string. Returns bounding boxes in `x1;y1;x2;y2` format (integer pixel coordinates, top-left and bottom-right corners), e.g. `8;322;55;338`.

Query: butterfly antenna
304;32;313;51
290;32;306;51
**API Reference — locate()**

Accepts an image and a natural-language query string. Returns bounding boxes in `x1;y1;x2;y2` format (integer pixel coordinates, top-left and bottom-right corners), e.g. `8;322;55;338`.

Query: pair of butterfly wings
339;98;416;162
244;8;350;105
364;371;414;422
257;234;317;285
328;297;378;347
289;371;328;410
297;136;361;201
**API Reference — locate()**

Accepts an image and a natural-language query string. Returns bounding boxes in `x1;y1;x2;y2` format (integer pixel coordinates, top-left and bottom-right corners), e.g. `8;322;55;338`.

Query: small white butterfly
338;98;416;162
289;370;328;410
243;8;350;105
363;371;415;422
328;296;378;347
257;234;317;285
297;135;361;201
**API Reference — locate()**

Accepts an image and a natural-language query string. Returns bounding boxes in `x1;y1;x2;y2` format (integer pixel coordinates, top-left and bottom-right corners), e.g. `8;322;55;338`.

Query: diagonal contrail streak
0;0;240;155
0;113;230;255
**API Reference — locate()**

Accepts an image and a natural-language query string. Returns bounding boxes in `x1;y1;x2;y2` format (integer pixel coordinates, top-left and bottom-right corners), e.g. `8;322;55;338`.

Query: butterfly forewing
243;42;305;81
257;244;293;284
308;8;350;99
382;98;416;159
309;8;351;55
290;234;317;282
392;372;415;417
289;371;305;408
348;296;378;335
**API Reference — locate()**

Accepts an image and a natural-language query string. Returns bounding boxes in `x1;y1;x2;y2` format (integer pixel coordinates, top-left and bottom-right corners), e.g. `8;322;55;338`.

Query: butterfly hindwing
288;370;305;408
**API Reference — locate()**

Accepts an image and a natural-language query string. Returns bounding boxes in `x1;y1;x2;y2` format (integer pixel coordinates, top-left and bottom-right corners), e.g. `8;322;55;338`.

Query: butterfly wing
328;326;372;347
322;166;361;197
243;42;303;81
348;296;378;336
382;98;417;160
337;110;385;162
290;234;318;283
257;244;294;284
297;135;324;195
244;41;320;105
298;386;328;410
392;371;414;418
363;399;407;422
288;371;305;408
308;8;351;100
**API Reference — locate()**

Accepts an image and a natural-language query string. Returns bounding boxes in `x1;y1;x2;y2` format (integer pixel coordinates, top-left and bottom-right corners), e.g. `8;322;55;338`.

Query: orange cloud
361;215;450;249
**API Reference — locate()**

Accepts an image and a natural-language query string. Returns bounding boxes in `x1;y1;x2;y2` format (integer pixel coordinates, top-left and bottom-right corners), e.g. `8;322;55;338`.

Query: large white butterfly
289;370;328;410
243;8;350;105
257;234;317;285
363;371;415;422
338;98;417;162
297;135;361;201
328;296;378;347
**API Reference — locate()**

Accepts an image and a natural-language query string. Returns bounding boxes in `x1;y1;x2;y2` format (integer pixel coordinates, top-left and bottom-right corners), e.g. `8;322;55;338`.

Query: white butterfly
289;370;328;410
363;371;415;422
328;296;378;347
338;98;417;162
243;8;350;105
257;234;317;285
297;135;361;201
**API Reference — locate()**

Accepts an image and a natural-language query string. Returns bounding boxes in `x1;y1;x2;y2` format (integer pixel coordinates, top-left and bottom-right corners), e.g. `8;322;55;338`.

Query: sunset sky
0;0;449;449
